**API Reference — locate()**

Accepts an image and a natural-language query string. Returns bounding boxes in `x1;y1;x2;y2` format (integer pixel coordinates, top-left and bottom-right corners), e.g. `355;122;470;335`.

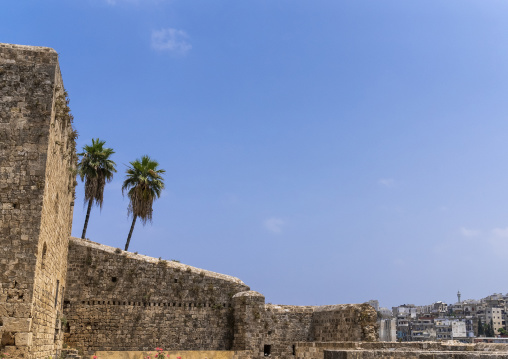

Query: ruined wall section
232;293;376;359
311;304;378;342
0;43;76;359
64;238;250;354
262;304;314;357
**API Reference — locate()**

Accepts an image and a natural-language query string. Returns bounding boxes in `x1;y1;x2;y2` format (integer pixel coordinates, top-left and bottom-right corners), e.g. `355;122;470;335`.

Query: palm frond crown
77;138;117;209
122;155;165;225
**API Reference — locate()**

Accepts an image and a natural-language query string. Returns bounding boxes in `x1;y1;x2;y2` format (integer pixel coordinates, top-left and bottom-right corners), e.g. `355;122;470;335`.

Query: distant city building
379;292;508;342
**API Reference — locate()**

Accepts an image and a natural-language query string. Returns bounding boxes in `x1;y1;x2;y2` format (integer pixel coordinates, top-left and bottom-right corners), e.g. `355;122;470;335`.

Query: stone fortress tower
0;43;381;359
0;44;77;359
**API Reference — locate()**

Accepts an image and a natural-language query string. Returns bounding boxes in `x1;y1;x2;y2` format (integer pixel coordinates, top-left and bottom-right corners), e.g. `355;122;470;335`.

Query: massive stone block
0;43;77;359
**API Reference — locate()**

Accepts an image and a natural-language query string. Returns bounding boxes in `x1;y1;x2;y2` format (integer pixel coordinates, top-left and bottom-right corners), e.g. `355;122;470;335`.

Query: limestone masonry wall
311;304;378;342
64;237;250;353
64;239;378;357
232;292;377;359
0;43;77;359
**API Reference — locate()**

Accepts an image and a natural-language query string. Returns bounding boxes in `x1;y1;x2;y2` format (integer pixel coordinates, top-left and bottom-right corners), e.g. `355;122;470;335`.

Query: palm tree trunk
125;215;137;251
81;199;93;239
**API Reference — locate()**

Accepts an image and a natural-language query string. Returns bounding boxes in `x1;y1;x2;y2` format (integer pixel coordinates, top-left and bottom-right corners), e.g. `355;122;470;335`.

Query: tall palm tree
122;155;165;251
77;138;116;239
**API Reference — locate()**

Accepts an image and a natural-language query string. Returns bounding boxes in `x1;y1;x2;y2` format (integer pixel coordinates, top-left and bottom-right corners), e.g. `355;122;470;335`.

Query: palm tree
77;138;116;239
122;155;165;251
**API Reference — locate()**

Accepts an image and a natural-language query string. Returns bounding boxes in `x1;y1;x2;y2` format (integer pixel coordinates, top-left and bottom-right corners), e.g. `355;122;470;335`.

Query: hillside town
374;292;508;343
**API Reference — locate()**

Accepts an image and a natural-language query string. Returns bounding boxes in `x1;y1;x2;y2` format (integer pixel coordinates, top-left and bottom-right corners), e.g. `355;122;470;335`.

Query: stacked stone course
232;292;377;359
63;239;378;357
64;238;250;353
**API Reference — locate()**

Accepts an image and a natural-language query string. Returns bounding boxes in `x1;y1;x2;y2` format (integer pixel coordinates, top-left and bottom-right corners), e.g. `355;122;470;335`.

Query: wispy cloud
264;217;285;234
492;227;508;238
151;28;192;54
460;227;480;237
436;225;508;259
378;178;395;188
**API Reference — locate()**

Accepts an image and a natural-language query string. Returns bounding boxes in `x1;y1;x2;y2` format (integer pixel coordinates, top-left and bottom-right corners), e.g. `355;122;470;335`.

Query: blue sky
3;0;508;309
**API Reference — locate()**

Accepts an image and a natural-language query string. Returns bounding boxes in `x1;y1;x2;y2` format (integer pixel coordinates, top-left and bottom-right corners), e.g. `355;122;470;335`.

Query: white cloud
492;227;508;238
264;218;285;234
378;178;395;187
151;28;192;54
460;227;480;237
434;225;508;260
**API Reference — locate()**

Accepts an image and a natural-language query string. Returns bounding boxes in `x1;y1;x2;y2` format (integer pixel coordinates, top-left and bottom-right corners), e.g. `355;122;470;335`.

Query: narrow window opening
111;277;117;283
264;345;271;356
174;279;178;283
61;287;65;309
292;345;296;355
41;243;47;269
54;280;60;308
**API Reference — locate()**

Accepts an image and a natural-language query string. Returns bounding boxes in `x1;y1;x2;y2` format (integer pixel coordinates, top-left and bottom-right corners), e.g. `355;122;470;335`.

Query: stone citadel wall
64;238;377;357
0;43;77;359
232;292;377;359
64;237;251;353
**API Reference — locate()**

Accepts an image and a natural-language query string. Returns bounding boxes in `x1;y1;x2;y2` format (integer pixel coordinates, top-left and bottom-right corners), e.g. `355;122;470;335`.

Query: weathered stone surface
15;332;33;346
296;342;508;359
91;350;236;359
2;317;32;332
63;238;250;354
